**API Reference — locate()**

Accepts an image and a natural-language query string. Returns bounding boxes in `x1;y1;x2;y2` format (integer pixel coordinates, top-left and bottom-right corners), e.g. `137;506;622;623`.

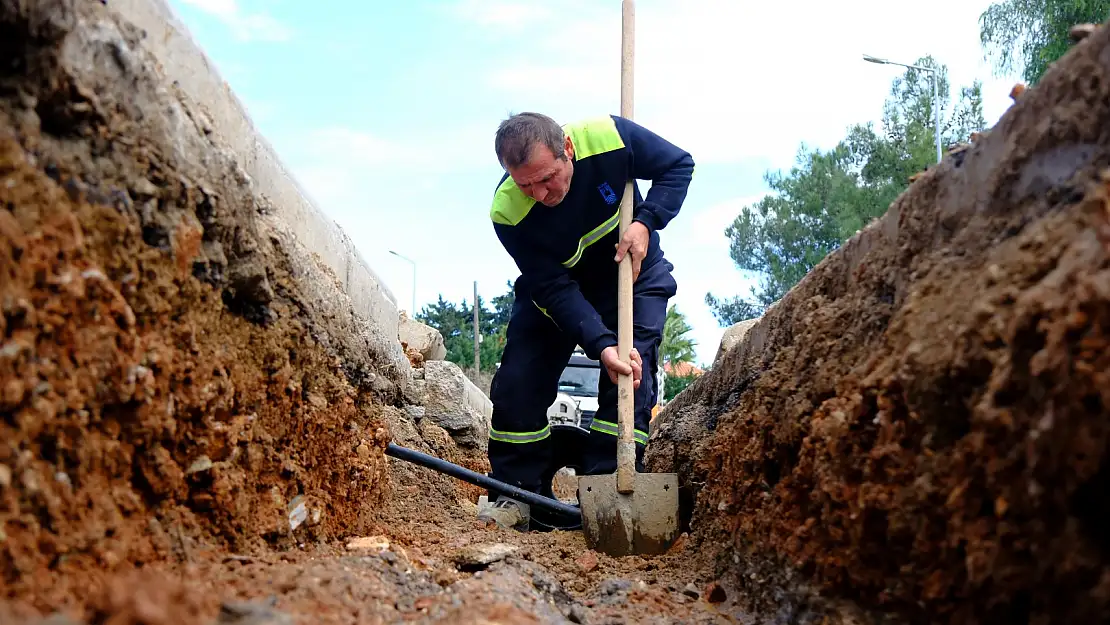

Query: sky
166;0;1021;366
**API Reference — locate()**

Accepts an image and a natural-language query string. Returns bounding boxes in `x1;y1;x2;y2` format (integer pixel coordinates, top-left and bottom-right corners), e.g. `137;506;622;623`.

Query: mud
648;20;1110;625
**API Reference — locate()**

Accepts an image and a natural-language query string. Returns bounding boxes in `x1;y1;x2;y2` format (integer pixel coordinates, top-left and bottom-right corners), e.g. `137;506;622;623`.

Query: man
480;112;694;531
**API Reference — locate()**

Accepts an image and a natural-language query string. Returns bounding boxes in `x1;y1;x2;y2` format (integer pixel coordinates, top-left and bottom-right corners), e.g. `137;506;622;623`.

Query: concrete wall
107;0;412;388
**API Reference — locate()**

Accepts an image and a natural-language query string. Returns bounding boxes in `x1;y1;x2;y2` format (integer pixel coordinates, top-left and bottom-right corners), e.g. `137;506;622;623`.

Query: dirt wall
0;0;398;616
101;0;414;397
647;22;1110;625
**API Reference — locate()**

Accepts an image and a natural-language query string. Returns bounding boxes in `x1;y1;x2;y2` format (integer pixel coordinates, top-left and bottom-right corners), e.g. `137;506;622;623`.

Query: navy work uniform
486;115;694;525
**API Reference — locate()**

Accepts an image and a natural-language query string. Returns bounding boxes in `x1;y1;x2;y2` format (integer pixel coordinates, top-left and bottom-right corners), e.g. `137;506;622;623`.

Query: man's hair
494;112;565;169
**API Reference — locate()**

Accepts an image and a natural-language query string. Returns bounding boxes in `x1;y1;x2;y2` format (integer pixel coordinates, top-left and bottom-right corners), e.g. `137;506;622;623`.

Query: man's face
506;136;574;207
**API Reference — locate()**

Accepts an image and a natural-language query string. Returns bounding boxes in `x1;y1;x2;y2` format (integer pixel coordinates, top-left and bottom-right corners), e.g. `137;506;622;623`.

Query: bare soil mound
648;21;1110;625
0;0;392;616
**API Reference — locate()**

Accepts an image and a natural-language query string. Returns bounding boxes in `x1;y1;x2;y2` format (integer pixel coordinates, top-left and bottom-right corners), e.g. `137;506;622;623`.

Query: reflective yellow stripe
490;424;551;444
564;116;625;159
490;116;624;227
590;419;649;445
491;175;536;226
562;209;619;268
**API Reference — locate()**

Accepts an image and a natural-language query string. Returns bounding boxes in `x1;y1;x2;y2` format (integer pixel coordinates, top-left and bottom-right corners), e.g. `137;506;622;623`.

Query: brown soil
648;20;1110;625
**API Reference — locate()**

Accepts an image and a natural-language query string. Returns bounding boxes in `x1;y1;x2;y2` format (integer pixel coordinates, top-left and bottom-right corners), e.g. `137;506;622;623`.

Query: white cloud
302;128;401;167
446;0;555;29
661;194;767;364
282;125;518;318
682;194;767;247
453;0;1019;168
231;0;1026;366
177;0;292;42
297;125;494;173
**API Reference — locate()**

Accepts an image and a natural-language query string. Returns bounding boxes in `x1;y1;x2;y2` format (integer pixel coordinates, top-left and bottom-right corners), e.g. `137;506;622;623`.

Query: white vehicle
546;348;600;434
545;347;664;433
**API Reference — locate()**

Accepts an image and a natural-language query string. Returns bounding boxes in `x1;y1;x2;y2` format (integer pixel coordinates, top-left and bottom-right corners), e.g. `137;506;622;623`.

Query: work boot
476;495;530;531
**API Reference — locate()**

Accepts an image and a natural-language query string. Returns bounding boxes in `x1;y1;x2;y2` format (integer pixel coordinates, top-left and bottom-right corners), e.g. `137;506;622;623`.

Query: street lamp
389;250;416;316
863;53;942;163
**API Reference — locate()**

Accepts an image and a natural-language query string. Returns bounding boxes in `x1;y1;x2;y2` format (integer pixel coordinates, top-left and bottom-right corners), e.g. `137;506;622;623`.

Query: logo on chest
597;181;617;205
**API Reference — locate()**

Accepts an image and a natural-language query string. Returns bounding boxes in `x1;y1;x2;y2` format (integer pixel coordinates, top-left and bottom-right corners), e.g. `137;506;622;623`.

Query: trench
2;2;1109;625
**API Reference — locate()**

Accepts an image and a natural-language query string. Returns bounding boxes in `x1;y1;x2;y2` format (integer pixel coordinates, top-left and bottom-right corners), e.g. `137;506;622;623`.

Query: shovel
577;0;680;557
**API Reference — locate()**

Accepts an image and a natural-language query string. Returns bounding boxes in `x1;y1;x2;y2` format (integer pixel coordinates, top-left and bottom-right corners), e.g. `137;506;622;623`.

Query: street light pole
863;53;943;163
388;250;416;316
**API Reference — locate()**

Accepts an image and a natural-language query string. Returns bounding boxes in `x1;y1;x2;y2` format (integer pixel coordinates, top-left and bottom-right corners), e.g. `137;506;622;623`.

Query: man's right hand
600;345;642;389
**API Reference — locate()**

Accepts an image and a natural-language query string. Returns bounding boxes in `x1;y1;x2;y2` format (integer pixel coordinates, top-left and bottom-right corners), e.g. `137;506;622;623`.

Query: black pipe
384;442;581;518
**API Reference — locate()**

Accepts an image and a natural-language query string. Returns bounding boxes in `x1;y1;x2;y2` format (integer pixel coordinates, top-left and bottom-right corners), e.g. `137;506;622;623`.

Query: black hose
384;442;581;518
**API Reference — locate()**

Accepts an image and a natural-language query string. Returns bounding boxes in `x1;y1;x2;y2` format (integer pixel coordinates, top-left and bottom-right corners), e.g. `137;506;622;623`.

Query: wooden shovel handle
616;0;636;495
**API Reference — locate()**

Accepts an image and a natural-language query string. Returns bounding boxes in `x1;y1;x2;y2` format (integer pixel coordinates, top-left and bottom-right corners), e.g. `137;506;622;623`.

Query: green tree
416;281;516;373
663;373;697;402
979;0;1110;85
661;304;697;369
706;57;987;327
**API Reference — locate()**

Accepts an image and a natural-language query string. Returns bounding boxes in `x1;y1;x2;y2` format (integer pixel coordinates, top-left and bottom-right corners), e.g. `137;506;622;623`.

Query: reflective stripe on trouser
588;418;649;445
486;259;678;492
489;424;551;444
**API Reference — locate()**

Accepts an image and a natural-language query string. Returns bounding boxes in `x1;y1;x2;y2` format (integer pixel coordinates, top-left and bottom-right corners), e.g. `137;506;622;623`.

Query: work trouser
487;258;678;495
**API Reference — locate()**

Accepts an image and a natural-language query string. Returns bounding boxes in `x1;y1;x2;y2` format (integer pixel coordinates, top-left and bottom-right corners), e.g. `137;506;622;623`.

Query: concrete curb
109;0;412;389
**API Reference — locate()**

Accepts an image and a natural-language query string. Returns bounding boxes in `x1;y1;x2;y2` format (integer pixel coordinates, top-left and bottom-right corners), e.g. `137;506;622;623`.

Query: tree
416;281;516;373
663;373;697;402
979;0;1110;86
659;305;701;402
705;57;987;327
661;304;697;369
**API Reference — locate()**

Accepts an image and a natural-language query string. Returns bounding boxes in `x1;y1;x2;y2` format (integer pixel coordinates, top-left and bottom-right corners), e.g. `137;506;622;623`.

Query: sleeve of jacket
612;115;695;234
493;223;617;360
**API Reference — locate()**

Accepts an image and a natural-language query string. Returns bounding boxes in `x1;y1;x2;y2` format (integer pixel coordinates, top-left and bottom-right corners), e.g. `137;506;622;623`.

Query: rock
598;578;631;595
287;495;307;531
399;312;447;361
576;551;599;573
345;535;390;551
682;583;700;599
596;578;632;607
185;455;212;474
404;378;427;406
403;404;425;422
423;360;492;449
451;542;519;570
713;317;760;367
216;597;294;624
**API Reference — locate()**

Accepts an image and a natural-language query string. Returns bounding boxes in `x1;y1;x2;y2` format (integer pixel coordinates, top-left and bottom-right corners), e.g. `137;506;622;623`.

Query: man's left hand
614;221;649;282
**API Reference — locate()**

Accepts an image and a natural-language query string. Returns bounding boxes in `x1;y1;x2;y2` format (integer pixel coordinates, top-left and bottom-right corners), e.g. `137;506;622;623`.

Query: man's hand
614;221;650;282
600;345;642;389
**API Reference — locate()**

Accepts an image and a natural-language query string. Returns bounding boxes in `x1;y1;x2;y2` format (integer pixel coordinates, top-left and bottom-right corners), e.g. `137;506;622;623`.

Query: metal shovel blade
578;471;680;557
